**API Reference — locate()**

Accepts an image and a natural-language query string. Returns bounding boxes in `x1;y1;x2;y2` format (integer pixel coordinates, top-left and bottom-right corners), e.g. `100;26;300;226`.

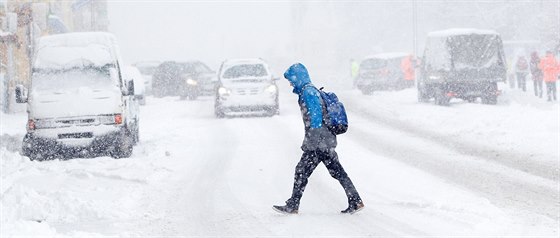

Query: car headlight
429;75;441;80
186;78;198;85
218;87;230;95
265;84;277;94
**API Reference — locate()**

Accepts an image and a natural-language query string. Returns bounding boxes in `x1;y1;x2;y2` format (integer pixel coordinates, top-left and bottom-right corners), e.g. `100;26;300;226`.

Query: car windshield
137;66;156;75
32;67;116;93
193;62;213;73
180;62;212;74
222;64;268;79
360;59;386;70
448;34;503;69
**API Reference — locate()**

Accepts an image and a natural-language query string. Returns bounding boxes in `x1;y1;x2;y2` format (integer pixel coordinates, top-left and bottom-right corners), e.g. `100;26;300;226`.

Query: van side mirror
15;84;27;103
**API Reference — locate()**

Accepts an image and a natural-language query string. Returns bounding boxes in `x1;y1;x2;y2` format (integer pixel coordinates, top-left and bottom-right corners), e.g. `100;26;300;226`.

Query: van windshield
32;67;116;93
448;35;502;69
222;64;268;79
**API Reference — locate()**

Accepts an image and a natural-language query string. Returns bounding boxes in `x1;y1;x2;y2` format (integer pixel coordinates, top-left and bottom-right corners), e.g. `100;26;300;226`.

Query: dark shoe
341;202;365;214
273;205;298;214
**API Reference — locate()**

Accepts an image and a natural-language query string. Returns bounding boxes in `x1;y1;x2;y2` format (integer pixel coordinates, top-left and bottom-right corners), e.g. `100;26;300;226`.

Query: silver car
214;58;279;117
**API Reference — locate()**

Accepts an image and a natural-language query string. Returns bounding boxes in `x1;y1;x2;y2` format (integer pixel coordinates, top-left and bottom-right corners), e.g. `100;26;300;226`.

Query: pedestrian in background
530;51;543;98
515;55;529;92
539;50;560;101
273;63;364;215
351;59;360;89
400;54;416;88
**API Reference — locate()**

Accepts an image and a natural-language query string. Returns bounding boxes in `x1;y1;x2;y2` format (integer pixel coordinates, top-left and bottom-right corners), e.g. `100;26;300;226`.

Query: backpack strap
300;84;328;126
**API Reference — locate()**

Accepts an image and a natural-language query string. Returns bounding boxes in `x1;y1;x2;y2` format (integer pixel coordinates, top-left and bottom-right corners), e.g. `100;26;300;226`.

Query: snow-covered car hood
220;77;273;88
29;87;122;119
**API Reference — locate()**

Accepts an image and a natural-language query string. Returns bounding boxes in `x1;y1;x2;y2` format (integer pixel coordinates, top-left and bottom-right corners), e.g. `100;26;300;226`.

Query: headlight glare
218;87;230;95
186;78;197;85
266;84;277;94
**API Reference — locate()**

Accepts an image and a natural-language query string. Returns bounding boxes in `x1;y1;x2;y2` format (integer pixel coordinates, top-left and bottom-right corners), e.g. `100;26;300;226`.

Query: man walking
530;51;543;98
273;63;364;215
539;50;559;101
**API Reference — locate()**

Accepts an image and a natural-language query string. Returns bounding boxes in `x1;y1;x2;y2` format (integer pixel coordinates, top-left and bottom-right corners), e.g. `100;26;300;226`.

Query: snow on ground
1;81;558;237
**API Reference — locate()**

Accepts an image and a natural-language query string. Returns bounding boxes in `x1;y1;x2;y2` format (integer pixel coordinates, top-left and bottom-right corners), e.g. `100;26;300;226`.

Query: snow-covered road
1;82;558;237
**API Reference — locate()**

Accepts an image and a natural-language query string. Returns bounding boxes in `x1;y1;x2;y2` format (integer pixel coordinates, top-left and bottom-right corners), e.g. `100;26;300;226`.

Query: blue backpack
317;87;348;135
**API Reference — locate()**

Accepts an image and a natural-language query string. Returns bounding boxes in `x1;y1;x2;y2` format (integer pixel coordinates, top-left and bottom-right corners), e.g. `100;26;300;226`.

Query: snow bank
0;130;176;236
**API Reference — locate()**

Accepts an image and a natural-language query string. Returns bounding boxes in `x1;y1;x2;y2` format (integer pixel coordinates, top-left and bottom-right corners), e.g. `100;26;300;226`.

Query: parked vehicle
179;61;217;97
356;52;408;94
214;58;279;117
133;61;160;96
15;32;139;160
123;65;146;105
151;61;215;99
418;28;507;105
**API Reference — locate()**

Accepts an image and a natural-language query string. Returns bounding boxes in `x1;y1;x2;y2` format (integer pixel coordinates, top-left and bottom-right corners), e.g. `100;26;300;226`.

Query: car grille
235;88;260;95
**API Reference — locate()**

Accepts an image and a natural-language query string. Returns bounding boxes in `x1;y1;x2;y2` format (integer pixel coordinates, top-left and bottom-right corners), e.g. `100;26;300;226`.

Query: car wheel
215;109;224;118
133;126;140;144
188;93;198;101
28;152;46;161
361;87;373;95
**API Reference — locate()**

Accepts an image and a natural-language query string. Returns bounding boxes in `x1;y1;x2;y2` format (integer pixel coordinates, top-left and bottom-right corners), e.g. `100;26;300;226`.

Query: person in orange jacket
400;55;415;88
539;50;560;101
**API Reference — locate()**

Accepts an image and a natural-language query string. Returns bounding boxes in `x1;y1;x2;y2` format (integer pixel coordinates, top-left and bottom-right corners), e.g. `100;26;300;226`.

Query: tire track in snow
344;97;558;182
345;112;559;221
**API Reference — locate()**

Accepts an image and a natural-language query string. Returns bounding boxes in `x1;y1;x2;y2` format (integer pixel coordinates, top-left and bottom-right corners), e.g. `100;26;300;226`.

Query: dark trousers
533;79;543;97
286;150;362;208
546;82;557;101
516;73;527;91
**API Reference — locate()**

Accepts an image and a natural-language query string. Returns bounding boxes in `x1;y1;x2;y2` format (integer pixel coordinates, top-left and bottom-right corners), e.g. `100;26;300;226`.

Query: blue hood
284;63;311;94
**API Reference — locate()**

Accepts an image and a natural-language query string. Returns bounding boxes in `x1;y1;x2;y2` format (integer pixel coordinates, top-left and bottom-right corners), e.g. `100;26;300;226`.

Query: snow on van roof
363;52;409;60
34;32;118;69
428;28;499;38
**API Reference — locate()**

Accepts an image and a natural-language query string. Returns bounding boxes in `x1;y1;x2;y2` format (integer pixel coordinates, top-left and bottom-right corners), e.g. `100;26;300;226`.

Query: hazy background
108;0;560;84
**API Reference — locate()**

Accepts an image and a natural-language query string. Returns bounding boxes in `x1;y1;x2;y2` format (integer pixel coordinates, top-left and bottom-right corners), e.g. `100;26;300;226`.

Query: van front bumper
22;126;126;158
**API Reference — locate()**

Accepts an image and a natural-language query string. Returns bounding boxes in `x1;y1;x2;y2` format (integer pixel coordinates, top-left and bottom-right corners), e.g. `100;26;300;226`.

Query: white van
15;32;139;160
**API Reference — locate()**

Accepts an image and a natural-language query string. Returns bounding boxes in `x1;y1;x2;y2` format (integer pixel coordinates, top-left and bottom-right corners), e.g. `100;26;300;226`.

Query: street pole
5;12;16;113
413;0;418;58
412;0;419;89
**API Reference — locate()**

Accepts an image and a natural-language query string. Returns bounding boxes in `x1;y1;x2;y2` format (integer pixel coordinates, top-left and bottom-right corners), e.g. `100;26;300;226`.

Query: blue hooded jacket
284;63;323;128
284;63;336;151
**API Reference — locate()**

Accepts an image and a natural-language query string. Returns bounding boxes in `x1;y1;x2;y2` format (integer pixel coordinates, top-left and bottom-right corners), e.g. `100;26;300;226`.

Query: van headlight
186;78;197;85
265;84;278;94
218;87;230;95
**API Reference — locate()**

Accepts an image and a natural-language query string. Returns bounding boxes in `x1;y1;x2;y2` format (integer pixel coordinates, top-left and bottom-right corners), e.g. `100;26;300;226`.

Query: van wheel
434;86;450;106
110;130;133;159
417;86;430;103
481;82;498;105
